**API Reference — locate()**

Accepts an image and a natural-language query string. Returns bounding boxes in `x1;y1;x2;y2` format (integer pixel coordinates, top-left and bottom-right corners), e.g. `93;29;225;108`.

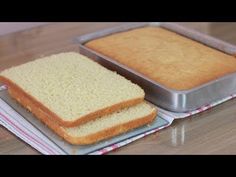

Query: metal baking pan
75;22;236;113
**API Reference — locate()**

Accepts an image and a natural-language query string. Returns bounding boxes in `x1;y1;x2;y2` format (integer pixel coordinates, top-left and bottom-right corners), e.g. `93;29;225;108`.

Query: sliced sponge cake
0;52;145;127
8;86;156;145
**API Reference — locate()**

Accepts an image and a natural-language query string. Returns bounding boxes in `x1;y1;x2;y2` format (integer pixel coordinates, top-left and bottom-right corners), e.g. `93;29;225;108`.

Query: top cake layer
0;52;144;126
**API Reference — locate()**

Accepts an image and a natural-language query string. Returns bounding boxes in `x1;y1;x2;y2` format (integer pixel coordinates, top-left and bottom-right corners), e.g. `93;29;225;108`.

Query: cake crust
85;27;236;90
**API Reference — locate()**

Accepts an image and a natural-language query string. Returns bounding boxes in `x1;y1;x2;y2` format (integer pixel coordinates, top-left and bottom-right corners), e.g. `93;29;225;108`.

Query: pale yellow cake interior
64;102;156;137
0;52;144;121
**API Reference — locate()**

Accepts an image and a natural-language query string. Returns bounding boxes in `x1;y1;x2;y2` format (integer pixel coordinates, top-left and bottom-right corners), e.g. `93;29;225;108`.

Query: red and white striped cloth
0;85;236;155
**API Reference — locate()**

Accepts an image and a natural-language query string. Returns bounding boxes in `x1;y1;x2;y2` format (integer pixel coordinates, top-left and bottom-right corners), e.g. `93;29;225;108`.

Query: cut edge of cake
7;83;156;145
0;76;144;127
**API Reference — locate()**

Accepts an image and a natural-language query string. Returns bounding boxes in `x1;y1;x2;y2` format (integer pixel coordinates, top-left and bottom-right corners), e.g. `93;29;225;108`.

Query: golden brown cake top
85;27;236;90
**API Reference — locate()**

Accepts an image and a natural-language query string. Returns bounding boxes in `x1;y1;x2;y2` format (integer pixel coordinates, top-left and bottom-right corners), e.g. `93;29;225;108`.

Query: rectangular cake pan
75;22;236;113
